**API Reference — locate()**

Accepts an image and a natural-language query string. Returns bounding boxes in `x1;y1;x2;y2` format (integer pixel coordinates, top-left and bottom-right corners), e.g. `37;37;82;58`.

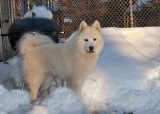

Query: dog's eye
93;38;96;41
84;39;88;42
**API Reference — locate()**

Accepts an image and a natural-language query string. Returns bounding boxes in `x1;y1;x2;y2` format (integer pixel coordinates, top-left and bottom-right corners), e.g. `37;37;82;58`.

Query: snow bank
22;5;53;19
0;85;29;113
29;87;87;114
134;109;160;114
0;56;23;89
0;27;160;114
82;27;160;113
47;87;87;114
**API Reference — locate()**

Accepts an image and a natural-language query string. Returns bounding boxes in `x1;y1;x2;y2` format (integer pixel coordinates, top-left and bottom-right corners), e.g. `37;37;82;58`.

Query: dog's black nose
89;46;94;51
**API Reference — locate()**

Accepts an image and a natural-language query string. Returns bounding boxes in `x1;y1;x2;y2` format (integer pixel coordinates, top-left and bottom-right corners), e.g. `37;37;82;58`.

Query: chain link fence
0;0;160;61
0;0;13;62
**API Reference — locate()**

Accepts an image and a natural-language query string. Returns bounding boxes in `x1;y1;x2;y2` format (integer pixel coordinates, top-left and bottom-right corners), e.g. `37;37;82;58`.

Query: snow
22;5;53;19
82;27;160;113
64;18;73;23
0;56;22;89
0;85;29;113
0;27;160;113
12;87;87;114
134;109;160;114
47;87;87;114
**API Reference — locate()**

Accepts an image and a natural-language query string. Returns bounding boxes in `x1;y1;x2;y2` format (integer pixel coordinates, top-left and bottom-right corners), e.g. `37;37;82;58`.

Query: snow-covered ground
0;27;160;114
83;27;160;114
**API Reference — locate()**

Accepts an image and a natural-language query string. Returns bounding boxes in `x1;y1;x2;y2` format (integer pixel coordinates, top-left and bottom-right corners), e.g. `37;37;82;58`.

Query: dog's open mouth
88;51;95;53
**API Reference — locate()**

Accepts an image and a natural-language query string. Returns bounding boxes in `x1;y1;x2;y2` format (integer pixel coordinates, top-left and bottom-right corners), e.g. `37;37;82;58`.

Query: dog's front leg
68;76;84;101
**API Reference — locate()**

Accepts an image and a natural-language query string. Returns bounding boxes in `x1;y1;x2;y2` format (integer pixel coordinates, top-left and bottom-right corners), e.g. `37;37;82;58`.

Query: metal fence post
8;0;14;58
0;0;11;63
0;0;7;63
130;0;134;27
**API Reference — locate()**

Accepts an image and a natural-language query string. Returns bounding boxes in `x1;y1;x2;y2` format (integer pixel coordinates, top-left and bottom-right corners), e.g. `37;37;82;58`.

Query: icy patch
23;5;53;19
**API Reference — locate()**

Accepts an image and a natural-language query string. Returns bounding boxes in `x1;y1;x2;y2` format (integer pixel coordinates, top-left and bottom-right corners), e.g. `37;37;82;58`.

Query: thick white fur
19;21;104;102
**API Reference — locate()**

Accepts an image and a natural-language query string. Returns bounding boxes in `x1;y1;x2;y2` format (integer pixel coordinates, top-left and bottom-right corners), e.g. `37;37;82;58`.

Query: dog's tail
18;33;54;55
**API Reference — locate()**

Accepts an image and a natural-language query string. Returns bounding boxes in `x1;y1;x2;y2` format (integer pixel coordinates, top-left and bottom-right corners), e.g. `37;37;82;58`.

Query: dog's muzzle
89;46;95;53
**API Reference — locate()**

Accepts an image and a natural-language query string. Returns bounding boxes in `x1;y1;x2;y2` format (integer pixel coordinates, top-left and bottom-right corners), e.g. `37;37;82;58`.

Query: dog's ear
79;21;88;34
92;20;101;33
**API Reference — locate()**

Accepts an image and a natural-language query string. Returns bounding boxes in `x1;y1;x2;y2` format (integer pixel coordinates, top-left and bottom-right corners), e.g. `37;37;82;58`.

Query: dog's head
77;21;104;54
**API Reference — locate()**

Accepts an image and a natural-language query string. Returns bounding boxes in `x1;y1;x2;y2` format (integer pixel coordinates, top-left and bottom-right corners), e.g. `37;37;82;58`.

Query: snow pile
28;88;87;114
0;56;23;89
47;87;87;114
134;109;160;114
0;27;160;113
82;27;160;113
0;85;30;113
22;5;53;19
82;75;108;112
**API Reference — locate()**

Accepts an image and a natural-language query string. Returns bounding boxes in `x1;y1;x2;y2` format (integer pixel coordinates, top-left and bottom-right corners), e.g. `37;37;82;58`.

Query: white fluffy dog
19;21;104;103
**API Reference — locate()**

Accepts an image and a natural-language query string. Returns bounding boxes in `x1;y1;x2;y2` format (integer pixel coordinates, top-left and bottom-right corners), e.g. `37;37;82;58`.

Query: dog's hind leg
26;70;45;103
40;72;54;97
